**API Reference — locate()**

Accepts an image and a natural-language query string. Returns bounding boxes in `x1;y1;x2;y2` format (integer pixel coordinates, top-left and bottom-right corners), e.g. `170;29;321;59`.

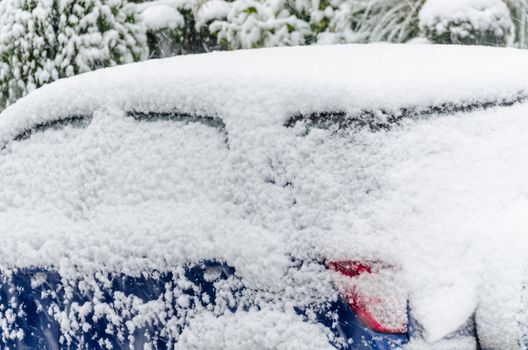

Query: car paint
0;261;409;349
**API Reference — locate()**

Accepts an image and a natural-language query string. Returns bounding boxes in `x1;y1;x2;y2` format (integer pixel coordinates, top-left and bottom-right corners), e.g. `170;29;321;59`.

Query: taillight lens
327;260;407;334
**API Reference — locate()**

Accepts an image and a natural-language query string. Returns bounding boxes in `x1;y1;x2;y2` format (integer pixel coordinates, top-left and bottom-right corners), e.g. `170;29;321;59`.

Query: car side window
11;111;228;144
285;111;398;132
284;94;528;133
127;111;229;146
12;115;91;143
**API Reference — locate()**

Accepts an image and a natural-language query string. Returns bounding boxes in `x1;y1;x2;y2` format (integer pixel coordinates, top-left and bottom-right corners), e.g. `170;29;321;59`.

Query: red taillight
327;260;407;334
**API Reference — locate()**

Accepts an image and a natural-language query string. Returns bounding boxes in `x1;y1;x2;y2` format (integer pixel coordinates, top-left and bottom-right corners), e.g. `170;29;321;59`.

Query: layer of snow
195;0;231;28
140;4;184;31
2;44;528;145
406;36;432;45
2;44;528;347
178;308;334;350
405;337;476;350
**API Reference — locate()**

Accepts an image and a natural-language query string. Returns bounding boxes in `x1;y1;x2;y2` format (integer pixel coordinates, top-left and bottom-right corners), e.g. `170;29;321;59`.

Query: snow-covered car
1;44;528;350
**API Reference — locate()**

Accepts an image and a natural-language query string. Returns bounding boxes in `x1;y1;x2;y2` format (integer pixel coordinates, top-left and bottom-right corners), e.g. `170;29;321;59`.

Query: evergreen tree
0;0;148;110
0;0;58;109
55;0;147;78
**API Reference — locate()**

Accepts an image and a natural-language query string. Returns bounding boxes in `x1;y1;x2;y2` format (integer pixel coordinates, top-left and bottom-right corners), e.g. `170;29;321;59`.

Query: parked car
0;44;528;350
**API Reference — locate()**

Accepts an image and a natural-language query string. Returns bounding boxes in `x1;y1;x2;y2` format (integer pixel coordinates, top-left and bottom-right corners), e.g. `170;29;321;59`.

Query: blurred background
0;0;526;110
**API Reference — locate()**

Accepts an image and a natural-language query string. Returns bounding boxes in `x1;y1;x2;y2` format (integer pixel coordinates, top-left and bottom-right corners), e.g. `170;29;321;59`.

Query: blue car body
0;262;409;349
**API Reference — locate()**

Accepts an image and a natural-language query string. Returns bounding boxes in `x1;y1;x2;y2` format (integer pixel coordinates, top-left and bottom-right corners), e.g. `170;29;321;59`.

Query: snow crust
2;44;528;347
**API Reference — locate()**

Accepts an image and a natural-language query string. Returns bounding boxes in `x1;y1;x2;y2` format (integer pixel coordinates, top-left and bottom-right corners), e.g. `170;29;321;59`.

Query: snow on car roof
1;43;528;145
2;44;528;345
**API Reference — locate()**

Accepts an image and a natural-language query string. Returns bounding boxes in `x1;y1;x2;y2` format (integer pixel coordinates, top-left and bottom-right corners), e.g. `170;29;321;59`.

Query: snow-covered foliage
505;0;528;48
55;0;148;77
311;0;423;45
0;0;57;110
141;1;185;30
210;0;309;49
208;0;423;49
419;0;514;46
139;0;187;57
139;0;223;56
195;0;231;28
138;0;424;54
0;0;147;110
2;44;528;347
137;0;527;55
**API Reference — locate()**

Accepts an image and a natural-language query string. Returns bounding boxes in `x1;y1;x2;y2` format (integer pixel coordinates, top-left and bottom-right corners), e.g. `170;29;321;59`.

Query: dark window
127;111;228;145
13;115;91;142
10;111;228;146
284;93;528;132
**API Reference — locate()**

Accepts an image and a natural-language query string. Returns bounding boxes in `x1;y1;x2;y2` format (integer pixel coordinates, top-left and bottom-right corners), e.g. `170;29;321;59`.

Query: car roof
1;43;528;145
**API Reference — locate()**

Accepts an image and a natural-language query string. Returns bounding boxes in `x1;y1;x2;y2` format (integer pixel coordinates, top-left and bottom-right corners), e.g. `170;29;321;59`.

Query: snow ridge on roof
2;44;528;144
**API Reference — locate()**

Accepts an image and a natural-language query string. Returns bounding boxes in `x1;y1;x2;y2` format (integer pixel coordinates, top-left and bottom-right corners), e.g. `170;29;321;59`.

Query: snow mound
178;308;334;350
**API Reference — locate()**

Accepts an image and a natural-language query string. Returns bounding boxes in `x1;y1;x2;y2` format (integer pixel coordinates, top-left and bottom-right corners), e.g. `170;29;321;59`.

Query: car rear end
1;44;528;349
